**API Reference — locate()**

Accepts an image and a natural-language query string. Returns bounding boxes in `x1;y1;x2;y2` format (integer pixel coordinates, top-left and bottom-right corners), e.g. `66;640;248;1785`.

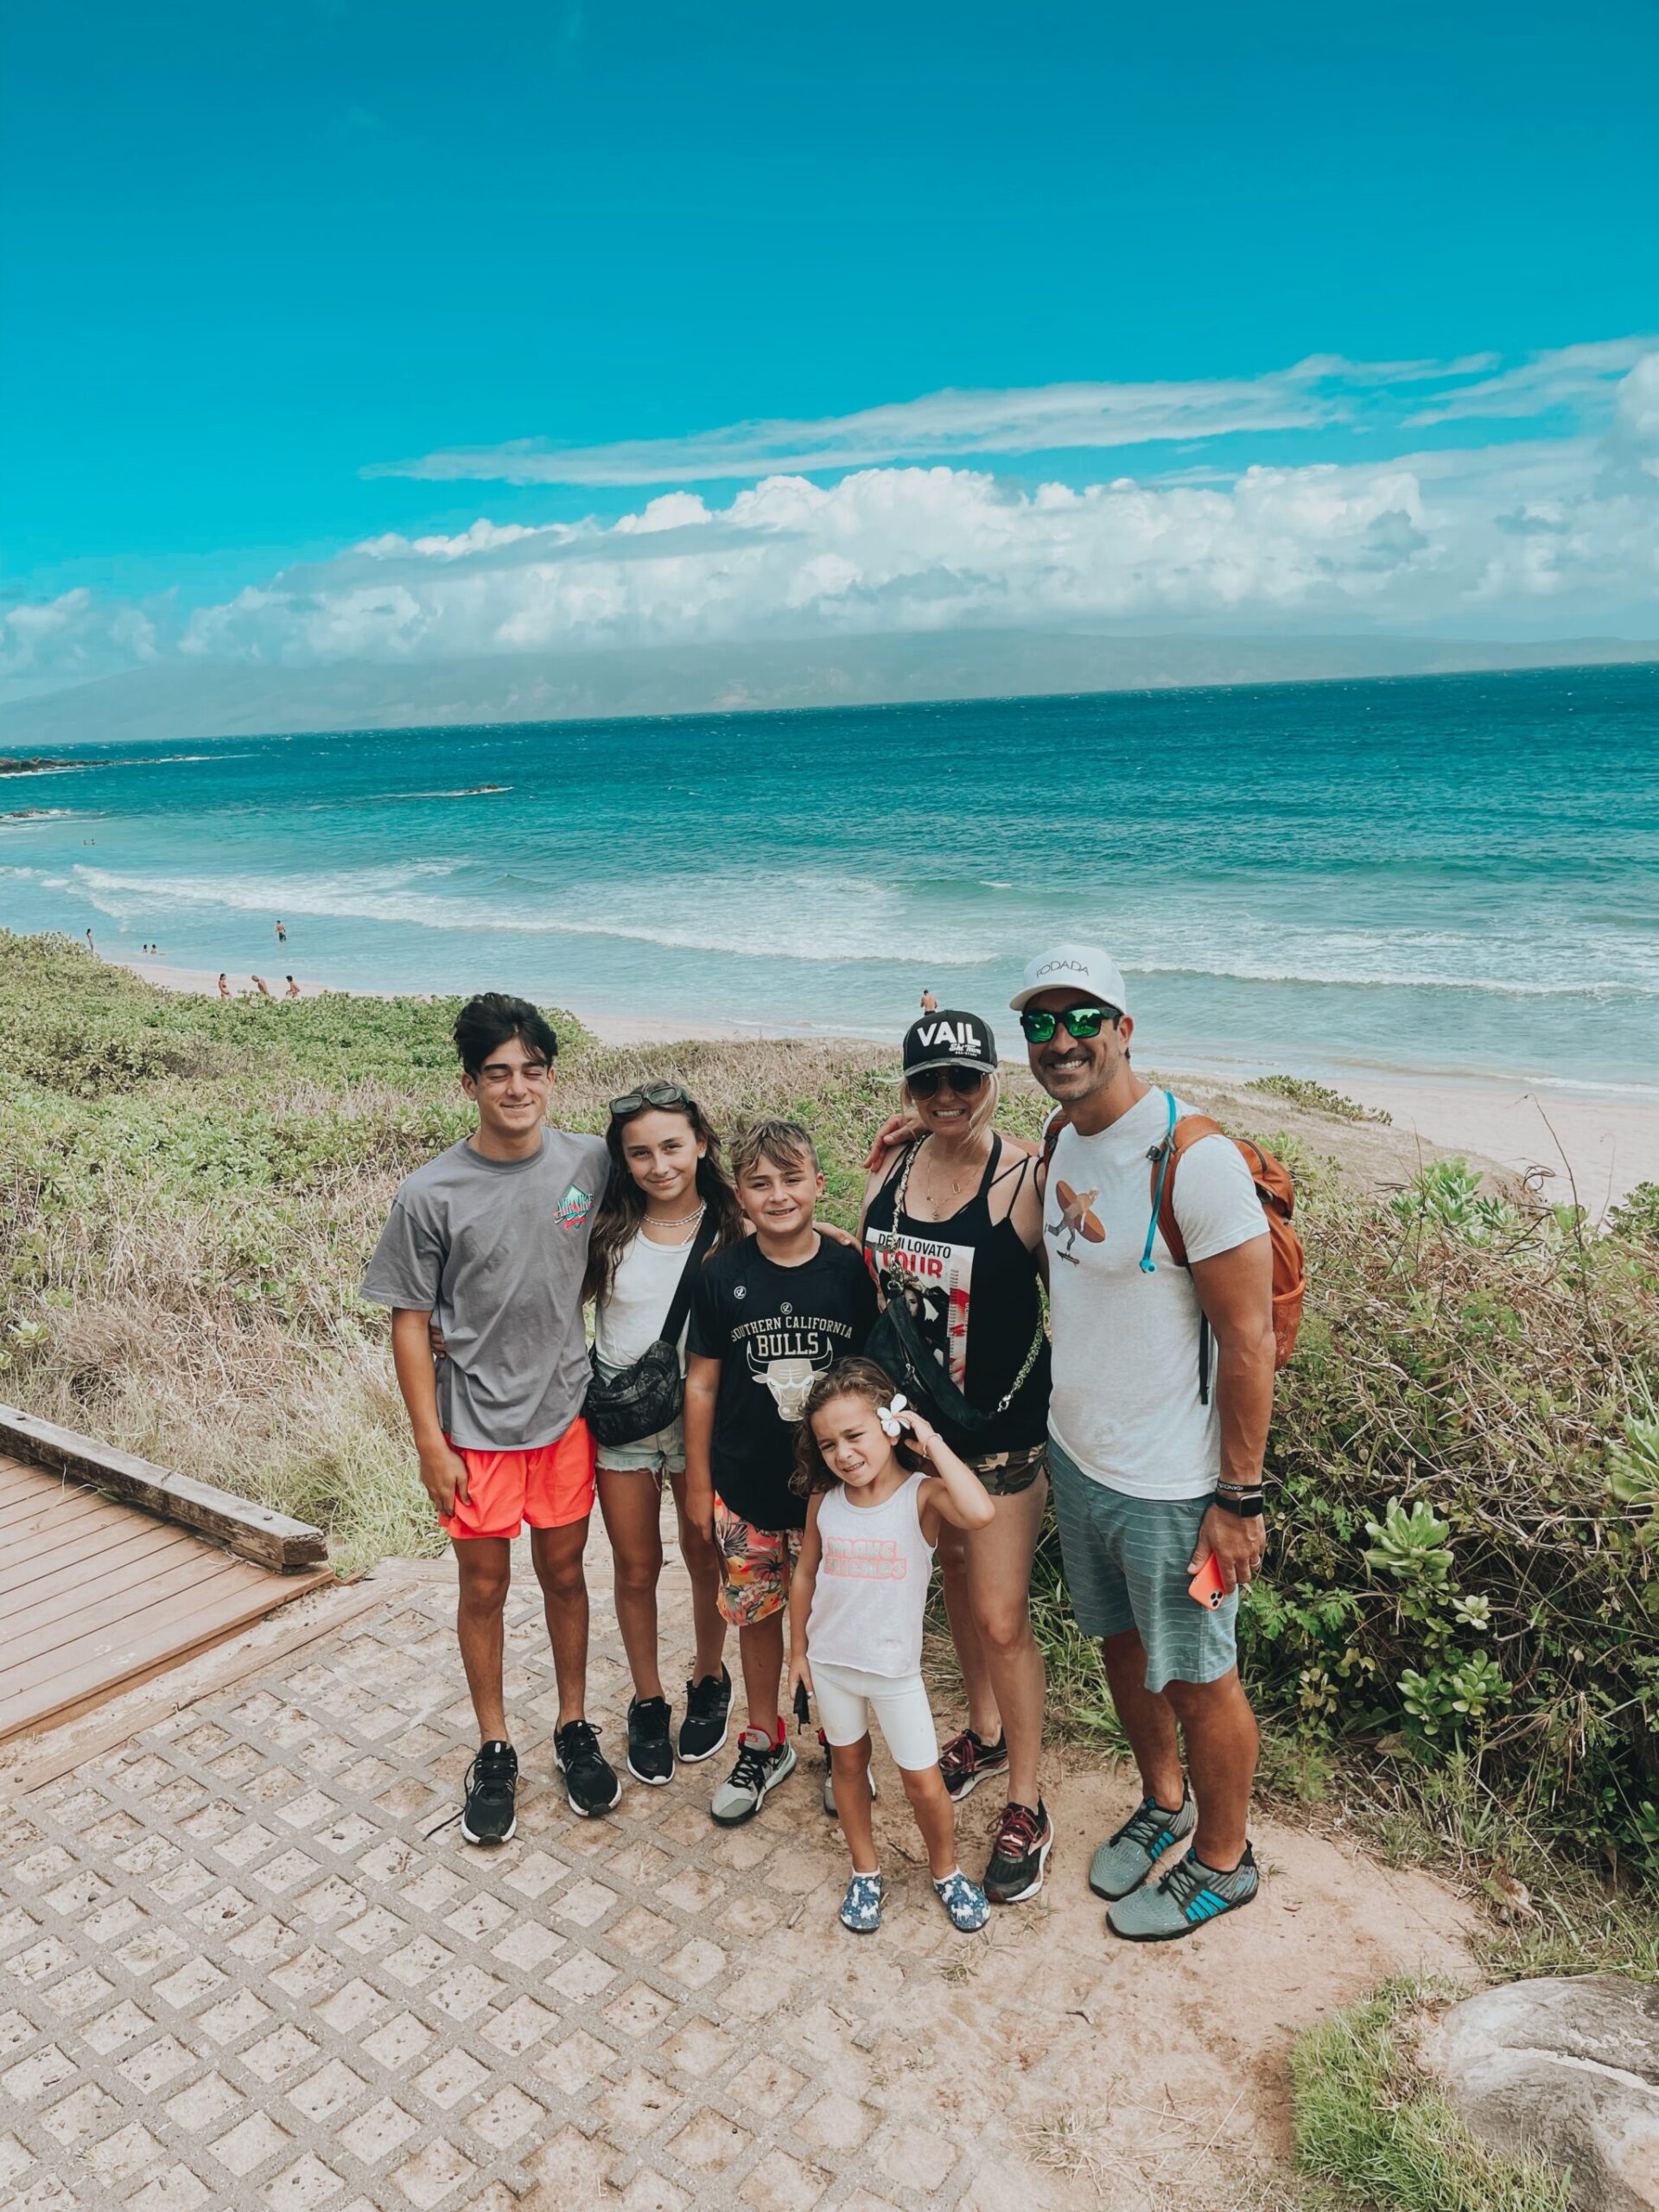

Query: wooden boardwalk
0;1450;333;1742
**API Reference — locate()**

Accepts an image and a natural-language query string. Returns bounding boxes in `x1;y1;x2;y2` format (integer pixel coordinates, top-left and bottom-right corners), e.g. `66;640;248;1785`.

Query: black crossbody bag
582;1213;718;1448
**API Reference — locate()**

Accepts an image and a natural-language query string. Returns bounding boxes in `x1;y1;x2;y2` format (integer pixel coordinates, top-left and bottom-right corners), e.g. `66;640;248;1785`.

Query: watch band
1211;1490;1265;1519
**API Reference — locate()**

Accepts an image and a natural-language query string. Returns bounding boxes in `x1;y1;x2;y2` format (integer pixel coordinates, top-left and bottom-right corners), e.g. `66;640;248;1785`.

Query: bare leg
962;1475;1049;1808
1162;1669;1259;1869
738;1611;785;1736
666;1470;728;1683
454;1539;512;1743
1099;1627;1185;1810
529;1520;591;1728
831;1738;877;1872
937;1524;1001;1742
900;1763;961;1880
596;1470;664;1701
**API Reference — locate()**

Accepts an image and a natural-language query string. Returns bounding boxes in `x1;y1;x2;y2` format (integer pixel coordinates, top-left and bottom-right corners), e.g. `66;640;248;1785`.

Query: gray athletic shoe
710;1728;796;1826
1088;1784;1195;1900
1107;1844;1258;1941
822;1761;877;1817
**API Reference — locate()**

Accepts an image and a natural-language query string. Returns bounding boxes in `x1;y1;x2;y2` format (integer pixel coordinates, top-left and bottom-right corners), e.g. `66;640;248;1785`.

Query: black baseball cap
902;1009;998;1078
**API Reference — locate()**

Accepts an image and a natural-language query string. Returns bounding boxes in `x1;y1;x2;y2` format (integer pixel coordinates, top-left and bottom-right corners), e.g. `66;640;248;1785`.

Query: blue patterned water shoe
839;1872;884;1933
932;1870;991;1932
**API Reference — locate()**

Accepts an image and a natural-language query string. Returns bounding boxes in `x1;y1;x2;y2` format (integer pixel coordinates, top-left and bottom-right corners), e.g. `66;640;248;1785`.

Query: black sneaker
938;1727;1009;1803
626;1695;675;1786
678;1666;733;1764
982;1798;1054;1904
553;1719;622;1818
460;1740;518;1846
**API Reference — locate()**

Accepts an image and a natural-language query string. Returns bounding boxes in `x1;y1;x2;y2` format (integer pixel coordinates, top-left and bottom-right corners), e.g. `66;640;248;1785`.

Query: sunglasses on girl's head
908;1065;987;1097
1018;1005;1119;1043
608;1080;694;1118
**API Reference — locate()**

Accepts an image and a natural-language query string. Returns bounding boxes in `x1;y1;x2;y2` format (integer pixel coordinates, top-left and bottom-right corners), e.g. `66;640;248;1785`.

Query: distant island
0;756;77;776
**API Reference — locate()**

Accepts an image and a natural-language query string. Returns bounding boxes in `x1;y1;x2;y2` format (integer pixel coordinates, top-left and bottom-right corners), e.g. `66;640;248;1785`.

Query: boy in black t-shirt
685;1119;876;1825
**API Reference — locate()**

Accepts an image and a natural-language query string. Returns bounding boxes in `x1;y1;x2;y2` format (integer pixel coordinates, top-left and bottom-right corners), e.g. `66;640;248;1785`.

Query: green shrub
1249;1072;1391;1124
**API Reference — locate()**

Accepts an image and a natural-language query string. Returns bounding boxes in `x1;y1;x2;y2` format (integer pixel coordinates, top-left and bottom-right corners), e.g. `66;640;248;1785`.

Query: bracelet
1216;1481;1265;1497
1211;1491;1265;1519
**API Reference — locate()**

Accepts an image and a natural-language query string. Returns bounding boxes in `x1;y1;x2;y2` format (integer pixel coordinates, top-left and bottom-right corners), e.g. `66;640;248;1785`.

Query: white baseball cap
1009;944;1131;1017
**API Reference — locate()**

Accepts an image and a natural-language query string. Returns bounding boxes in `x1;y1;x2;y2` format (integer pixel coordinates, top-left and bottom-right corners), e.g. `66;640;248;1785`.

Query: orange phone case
1187;1551;1226;1610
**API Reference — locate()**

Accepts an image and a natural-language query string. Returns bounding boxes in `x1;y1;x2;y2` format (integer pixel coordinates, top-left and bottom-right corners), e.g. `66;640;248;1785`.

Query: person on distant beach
919;987;938;1014
788;1358;994;1936
85;928;94;954
860;1009;1054;1905
683;1119;876;1827
585;1082;746;1783
361;992;620;1842
217;974;230;999
284;976;301;1000
275;919;287;944
252;976;271;996
1015;943;1273;1941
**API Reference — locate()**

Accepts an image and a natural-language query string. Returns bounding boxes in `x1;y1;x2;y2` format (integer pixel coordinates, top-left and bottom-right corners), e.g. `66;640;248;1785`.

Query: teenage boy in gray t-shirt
362;993;619;1841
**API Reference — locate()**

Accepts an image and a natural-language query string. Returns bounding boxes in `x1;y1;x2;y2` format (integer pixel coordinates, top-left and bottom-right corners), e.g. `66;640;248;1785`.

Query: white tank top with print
806;1471;934;1679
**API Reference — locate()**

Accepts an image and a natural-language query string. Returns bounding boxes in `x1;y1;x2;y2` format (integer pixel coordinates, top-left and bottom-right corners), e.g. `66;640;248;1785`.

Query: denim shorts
1048;1433;1237;1692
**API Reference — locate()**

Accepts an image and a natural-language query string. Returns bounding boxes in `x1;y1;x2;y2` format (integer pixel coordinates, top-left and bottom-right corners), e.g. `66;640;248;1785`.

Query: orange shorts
440;1417;596;1541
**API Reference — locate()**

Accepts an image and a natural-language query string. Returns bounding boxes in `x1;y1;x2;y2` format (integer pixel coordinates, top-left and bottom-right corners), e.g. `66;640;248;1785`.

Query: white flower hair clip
878;1393;908;1439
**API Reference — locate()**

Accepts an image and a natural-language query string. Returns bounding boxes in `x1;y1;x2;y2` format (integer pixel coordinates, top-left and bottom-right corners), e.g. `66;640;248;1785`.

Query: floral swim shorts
713;1502;798;1626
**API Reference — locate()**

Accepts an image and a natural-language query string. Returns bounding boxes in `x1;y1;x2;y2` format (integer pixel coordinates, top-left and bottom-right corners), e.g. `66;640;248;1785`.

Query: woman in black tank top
859;1007;1053;1905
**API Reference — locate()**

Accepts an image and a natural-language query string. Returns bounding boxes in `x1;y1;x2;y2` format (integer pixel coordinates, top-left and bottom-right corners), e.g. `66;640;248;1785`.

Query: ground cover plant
2;932;1656;1894
1290;1980;1570;2212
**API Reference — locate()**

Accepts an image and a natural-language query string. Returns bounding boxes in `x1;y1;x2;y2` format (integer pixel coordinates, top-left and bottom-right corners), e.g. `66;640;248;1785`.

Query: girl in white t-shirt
786;1357;997;1935
586;1085;745;1787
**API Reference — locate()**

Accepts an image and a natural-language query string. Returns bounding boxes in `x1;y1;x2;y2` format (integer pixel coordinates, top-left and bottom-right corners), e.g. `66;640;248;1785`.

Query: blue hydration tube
1140;1090;1179;1273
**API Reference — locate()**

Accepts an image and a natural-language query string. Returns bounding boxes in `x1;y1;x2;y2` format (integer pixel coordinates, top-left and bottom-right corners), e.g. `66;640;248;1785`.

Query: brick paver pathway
0;1541;1471;2211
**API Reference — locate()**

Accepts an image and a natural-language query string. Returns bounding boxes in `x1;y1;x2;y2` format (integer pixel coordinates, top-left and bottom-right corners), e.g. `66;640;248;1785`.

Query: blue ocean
3;663;1656;1090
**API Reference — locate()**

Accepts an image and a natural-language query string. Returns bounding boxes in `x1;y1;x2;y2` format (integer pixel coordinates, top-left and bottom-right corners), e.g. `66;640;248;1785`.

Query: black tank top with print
862;1135;1051;1457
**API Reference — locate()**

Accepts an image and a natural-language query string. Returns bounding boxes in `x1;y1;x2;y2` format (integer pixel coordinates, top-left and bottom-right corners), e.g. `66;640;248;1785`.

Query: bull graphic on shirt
746;1350;823;1420
1048;1179;1105;1263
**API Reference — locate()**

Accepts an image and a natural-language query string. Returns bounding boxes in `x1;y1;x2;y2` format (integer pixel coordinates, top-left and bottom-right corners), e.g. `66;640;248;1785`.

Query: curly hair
790;1356;927;1497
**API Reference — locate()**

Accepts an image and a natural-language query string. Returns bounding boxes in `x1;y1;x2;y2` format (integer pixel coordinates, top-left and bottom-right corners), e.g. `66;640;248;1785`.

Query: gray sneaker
711;1728;797;1826
822;1760;877;1817
1107;1844;1258;1941
1088;1785;1195;1901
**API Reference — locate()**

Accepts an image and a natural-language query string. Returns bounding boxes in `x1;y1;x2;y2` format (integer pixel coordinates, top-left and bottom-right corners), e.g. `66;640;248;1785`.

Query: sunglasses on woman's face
908;1065;987;1097
608;1080;694;1118
1018;1005;1118;1043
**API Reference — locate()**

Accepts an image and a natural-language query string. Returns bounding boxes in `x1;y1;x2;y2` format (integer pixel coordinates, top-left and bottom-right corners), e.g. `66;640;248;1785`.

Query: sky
3;0;1657;704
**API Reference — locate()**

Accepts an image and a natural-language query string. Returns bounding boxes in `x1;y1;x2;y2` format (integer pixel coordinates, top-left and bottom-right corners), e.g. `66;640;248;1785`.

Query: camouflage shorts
968;1442;1048;1498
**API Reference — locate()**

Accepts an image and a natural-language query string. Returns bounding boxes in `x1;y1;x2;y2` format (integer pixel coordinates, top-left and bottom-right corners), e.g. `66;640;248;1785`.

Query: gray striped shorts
1048;1433;1238;1693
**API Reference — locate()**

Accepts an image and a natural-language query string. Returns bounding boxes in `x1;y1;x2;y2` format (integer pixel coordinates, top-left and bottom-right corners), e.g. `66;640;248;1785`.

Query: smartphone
1187;1551;1227;1611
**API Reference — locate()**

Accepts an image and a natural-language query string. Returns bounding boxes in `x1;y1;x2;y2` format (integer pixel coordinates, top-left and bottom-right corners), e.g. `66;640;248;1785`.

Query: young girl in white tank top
786;1357;998;1935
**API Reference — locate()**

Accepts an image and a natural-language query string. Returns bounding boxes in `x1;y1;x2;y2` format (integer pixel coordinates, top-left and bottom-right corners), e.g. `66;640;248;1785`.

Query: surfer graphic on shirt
1048;1180;1104;1262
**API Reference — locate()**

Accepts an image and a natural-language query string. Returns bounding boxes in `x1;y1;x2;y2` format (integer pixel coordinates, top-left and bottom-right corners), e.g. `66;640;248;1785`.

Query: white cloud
8;346;1658;695
368;340;1649;488
0;588;161;686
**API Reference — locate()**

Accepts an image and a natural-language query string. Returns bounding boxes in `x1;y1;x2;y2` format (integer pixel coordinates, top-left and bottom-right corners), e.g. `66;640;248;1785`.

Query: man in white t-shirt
1014;943;1274;1941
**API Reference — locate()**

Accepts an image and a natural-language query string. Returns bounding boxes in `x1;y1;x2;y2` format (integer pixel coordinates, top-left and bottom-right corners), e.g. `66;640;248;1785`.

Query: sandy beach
106;954;1657;1213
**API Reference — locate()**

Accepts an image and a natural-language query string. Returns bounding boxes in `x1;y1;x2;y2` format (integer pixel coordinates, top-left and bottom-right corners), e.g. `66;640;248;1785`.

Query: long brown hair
791;1357;926;1497
582;1092;744;1306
